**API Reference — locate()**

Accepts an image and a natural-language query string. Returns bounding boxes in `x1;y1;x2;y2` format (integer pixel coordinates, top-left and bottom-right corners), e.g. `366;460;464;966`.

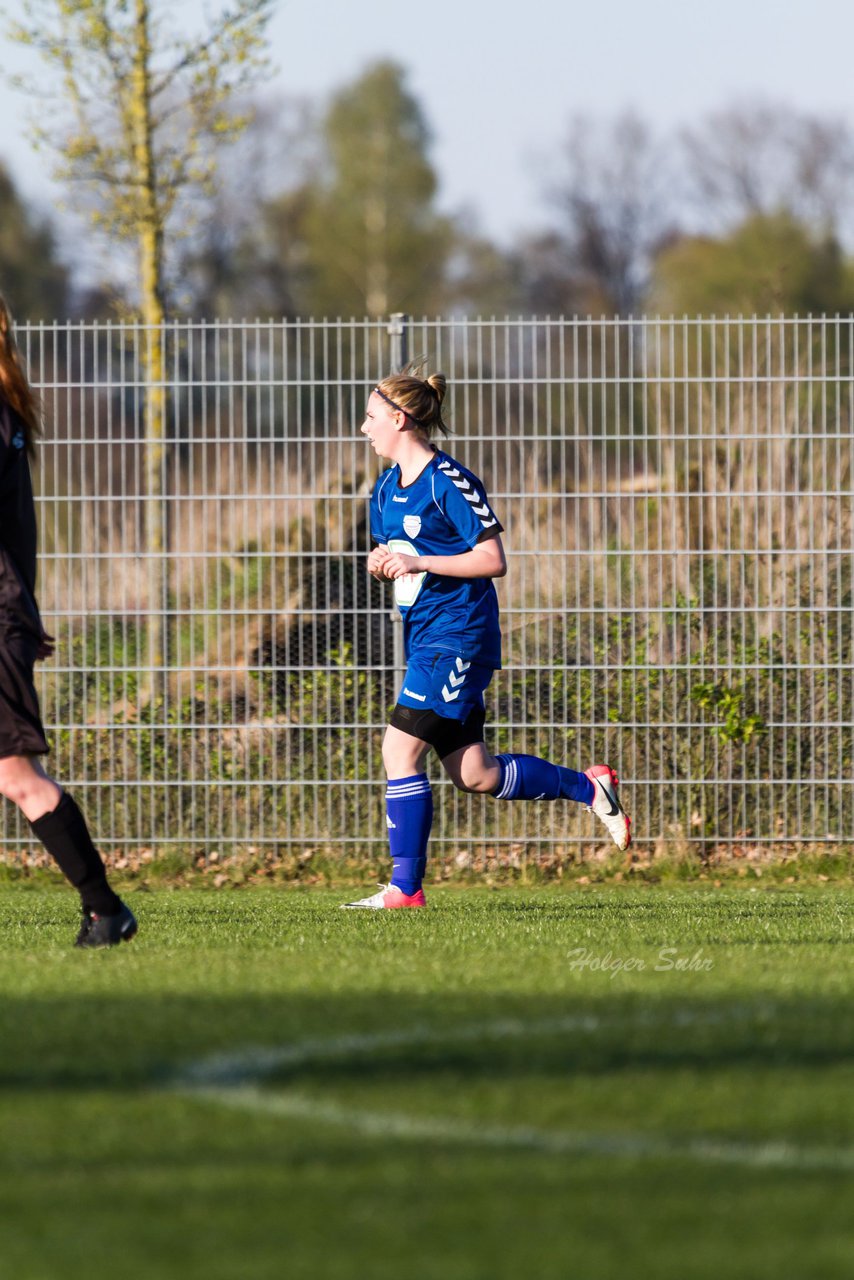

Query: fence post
388;312;409;373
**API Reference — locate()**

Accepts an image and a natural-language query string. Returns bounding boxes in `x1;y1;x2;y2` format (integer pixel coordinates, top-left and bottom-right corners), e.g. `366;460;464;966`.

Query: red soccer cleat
584;764;632;850
340;883;428;910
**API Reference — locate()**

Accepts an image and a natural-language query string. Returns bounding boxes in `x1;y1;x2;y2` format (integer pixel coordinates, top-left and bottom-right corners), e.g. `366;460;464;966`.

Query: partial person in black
0;294;136;947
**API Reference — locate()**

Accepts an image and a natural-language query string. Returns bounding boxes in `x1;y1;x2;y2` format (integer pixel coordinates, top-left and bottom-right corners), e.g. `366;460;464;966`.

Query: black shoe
75;902;138;949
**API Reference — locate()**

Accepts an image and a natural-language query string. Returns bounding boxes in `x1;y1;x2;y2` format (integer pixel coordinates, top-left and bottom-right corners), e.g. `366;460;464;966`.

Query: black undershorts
0;628;49;758
388;701;486;759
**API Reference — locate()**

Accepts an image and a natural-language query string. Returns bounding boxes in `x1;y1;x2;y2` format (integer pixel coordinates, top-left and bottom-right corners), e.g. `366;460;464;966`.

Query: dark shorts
0;628;49;758
389;701;486;759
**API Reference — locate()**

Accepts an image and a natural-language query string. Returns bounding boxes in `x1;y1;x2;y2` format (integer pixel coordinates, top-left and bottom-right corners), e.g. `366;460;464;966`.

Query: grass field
1;883;853;1280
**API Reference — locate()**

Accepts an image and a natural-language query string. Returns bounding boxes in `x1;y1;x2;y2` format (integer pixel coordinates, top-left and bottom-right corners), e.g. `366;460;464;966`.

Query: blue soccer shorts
389;652;497;757
395;651;496;722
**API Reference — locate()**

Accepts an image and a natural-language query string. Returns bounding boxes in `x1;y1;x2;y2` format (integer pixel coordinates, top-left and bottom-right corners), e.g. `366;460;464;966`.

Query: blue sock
386;774;432;894
492;754;595;805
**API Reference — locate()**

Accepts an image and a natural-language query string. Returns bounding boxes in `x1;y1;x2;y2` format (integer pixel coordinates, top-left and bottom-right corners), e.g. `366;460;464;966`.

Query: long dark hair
0;294;42;459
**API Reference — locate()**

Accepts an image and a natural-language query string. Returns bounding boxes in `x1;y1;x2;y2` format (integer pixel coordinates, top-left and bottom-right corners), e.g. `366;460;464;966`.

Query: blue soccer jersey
370;450;504;666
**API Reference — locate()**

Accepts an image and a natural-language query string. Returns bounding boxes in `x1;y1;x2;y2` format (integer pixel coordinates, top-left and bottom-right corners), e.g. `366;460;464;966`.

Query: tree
5;0;274;698
175;94;319;318
681;102;854;241
508;231;586;316
648;213;854;316
547;112;675;315
177;66;513;320
0;164;68;318
6;0;274;307
443;227;525;317
275;61;455;317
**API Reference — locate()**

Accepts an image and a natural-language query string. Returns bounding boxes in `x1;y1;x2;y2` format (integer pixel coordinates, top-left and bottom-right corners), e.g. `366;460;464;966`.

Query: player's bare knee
451;776;477;794
0;766;31;809
446;761;492;794
0;759;57;814
465;772;496;794
382;742;425;777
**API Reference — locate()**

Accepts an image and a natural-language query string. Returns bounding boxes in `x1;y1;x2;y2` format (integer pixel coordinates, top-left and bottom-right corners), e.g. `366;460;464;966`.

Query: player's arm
384;534;506;581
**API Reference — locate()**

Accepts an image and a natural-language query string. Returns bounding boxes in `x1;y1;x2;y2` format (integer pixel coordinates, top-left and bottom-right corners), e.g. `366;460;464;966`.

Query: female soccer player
0;295;136;946
343;370;630;908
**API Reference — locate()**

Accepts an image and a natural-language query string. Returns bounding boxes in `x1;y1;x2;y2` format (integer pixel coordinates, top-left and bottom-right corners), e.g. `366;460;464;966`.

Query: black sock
30;792;122;916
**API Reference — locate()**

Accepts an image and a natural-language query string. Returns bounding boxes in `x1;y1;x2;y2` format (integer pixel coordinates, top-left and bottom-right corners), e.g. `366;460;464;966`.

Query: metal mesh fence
3;316;853;866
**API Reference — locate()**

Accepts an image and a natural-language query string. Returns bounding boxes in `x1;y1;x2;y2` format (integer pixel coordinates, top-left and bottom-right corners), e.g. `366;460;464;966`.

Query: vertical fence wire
2;316;852;866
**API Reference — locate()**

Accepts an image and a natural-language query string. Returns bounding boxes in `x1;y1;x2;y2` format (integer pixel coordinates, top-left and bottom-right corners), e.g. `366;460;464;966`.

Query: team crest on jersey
11;431;25;450
403;514;422;538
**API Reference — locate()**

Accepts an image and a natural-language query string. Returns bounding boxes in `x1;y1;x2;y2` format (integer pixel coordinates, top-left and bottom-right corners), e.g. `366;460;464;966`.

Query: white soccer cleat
340;883;428;910
584;764;632;850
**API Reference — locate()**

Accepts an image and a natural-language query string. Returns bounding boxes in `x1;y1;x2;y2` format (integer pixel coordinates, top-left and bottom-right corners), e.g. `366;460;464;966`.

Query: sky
1;0;854;248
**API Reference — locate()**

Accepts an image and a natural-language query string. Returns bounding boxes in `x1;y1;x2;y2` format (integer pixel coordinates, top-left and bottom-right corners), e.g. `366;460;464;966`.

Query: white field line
170;1010;854;1173
175;1005;771;1089
184;1085;854;1172
177;1014;604;1087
